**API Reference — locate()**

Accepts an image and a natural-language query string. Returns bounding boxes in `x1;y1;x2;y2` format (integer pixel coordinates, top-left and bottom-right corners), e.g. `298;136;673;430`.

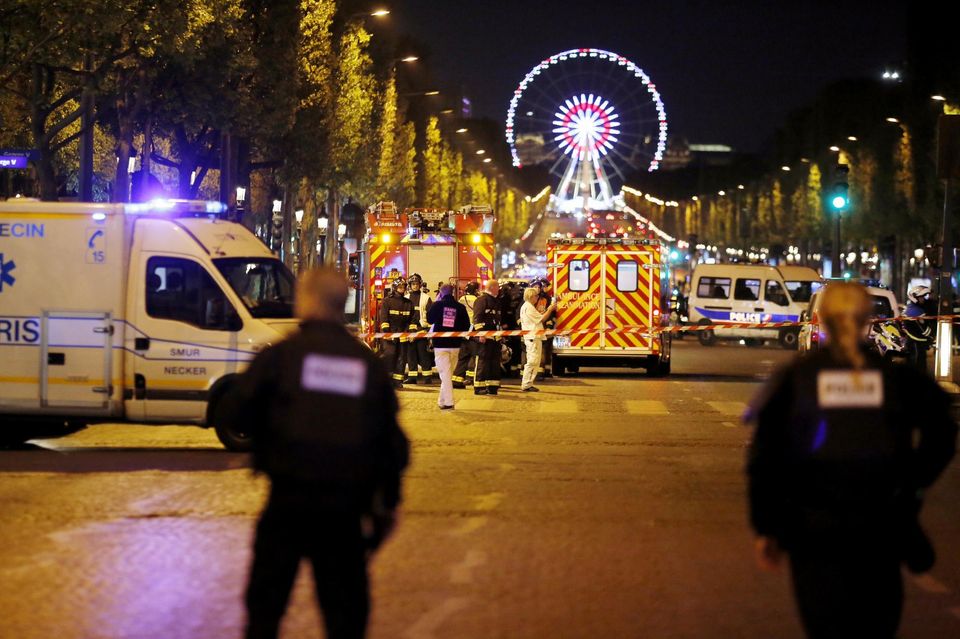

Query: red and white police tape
367;314;959;341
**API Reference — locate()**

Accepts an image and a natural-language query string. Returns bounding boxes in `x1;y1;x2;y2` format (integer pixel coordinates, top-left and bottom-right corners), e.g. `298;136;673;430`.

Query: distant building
661;137;736;170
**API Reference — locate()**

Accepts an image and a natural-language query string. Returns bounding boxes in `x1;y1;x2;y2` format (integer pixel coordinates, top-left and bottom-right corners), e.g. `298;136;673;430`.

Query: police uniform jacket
225;320;410;511
472;292;502;331
379;293;414;335
903;301;934;344
747;347;956;549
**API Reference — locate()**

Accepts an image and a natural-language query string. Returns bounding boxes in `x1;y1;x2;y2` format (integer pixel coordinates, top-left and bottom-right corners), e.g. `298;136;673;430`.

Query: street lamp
456;128;468;134
886;117;900;124
932;95;947;102
829;145;840;152
294;209;304;274
399;55;418;63
317;212;328;264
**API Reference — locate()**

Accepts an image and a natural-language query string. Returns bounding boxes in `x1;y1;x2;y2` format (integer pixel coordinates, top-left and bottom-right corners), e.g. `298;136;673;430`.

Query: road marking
455;398;512;411
913;574;951;594
721;421;739;428
449;516;488;536
402;597;470;639
707;401;747;417
537;399;578;413
473;492;504;511
449;550;487;584
625;400;669;415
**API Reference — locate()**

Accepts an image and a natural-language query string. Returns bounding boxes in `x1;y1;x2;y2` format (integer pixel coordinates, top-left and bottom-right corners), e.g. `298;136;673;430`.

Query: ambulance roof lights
123;199;227;216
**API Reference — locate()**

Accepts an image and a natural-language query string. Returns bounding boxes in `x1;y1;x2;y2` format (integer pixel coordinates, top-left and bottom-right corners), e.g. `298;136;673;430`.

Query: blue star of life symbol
0;253;16;292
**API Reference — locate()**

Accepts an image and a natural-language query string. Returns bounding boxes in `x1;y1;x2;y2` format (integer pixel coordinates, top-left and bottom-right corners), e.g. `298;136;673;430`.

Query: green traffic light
831;195;848;210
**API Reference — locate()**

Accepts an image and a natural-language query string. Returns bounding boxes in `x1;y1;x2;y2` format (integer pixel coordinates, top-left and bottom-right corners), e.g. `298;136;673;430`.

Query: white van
688;263;821;349
0;199;298;450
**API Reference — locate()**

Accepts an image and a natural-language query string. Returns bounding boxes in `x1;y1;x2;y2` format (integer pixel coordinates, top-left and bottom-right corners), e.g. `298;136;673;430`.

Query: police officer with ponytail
746;282;956;639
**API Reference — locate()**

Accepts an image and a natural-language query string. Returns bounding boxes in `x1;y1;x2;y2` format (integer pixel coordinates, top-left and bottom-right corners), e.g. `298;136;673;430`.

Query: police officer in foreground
903;284;935;371
378;277;413;389
405;274;435;385
746;282;956;639
224;267;410;639
452;280;481;388
473;280;503;395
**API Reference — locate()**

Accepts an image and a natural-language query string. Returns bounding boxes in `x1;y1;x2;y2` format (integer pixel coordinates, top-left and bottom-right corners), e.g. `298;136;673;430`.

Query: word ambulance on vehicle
0;199;297;450
547;237;671;376
687;262;821;349
354;201;495;330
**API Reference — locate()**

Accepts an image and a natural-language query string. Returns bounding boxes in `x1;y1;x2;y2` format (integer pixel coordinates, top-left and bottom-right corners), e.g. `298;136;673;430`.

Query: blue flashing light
206;201;227;214
843;271;852;280
669;250;680;261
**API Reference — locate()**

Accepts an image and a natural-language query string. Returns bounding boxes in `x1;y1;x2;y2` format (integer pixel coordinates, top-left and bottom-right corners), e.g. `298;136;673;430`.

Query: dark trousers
245;490;369;639
381;339;408;384
453;339;478;385
406;335;434;382
476;339;502;390
789;544;902;639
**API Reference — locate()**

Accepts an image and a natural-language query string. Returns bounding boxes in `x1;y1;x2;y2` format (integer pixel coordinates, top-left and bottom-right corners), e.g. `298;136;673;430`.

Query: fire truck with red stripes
547;237;671;376
354;202;496;332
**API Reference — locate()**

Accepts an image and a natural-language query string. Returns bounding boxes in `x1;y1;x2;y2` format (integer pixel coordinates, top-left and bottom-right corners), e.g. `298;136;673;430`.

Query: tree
422;116;442;204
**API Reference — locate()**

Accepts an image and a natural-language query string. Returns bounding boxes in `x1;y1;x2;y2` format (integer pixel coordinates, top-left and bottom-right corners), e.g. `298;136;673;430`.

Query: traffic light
829;163;850;211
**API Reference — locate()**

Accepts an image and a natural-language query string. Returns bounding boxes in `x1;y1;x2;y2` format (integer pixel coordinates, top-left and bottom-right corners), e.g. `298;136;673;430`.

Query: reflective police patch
301;354;367;397
817;370;883;408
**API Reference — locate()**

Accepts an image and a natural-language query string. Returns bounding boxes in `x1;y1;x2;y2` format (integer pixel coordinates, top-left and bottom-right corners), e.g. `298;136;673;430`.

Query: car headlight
553;335;571;349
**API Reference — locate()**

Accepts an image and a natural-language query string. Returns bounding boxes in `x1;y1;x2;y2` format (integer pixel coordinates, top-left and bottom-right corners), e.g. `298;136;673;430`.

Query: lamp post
234;186;246;224
337;223;347;270
317;212;328;264
294;208;304;274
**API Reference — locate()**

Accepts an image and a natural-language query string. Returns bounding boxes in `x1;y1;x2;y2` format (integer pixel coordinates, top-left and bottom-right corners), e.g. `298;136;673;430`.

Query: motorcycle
869;320;908;360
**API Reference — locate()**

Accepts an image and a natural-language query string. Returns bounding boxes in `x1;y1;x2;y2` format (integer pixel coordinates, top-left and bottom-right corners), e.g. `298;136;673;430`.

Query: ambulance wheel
207;376;251;452
697;320;716;346
778;328;800;350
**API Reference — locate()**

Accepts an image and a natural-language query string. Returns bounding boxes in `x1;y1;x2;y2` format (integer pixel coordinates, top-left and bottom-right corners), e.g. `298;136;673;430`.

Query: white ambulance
0;199;298;450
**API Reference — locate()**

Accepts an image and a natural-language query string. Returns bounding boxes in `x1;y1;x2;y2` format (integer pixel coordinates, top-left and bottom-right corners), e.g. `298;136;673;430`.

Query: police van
688;263;820;349
0;199;297;450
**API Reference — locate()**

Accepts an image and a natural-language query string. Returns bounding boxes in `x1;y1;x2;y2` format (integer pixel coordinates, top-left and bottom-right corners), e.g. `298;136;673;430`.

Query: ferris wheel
505;48;668;213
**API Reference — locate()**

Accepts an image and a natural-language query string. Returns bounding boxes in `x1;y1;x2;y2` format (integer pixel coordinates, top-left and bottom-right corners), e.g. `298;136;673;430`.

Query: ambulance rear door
601;244;658;355
552;244;603;351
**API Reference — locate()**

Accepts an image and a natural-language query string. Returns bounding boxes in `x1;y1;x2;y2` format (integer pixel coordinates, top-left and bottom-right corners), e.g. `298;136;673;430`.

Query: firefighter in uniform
452;281;481;388
499;281;524;378
222;268;410;639
473;280;503;395
405;274;435;385
746;282;956;639
378;277;413;389
532;277;554;379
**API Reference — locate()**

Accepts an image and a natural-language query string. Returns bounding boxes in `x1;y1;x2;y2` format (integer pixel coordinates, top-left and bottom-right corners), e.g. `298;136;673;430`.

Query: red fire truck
354;202;496;331
547;237;671;376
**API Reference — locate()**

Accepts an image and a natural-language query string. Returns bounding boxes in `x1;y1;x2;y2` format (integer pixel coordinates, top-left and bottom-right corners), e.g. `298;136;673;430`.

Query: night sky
395;0;908;153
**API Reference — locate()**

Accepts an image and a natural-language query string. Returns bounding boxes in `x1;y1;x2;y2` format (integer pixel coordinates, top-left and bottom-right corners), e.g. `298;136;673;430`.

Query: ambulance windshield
214;258;295;318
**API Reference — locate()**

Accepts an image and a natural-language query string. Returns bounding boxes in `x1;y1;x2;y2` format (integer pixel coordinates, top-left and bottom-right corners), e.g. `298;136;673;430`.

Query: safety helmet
908;285;931;305
408;273;422;286
464;281;480;296
391;277;407;294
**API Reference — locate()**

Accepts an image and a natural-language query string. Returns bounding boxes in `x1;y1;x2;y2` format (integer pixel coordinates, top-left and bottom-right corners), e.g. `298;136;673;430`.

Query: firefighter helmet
391;277;407;294
408;273;422;286
464;281;480;296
